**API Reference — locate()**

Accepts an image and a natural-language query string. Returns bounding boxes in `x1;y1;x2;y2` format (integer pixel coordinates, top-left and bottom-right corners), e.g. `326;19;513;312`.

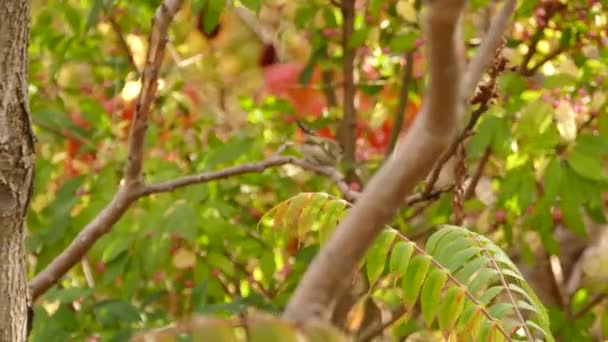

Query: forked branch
283;0;517;322
283;0;468;321
29;0;184;299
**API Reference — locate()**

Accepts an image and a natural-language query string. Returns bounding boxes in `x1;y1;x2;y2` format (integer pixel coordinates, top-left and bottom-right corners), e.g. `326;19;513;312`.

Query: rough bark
0;1;34;341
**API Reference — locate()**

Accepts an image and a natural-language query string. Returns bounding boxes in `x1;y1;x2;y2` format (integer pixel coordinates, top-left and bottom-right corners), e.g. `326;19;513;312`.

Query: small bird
296;120;343;167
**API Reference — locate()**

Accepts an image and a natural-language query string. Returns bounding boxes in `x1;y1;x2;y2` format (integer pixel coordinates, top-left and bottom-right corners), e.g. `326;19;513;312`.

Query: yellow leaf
173;248;197;269
396;0;417;23
346;297;367;332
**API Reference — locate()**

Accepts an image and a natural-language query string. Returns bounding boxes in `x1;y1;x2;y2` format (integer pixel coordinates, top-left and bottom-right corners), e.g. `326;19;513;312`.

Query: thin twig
424;105;487;194
461;0;516;103
223;250;274;299
359;306;409;341
387;50;414;155
523;46;565;76
337;0;358;178
518;29;544;75
123;0;182;185
321;69;338;107
463;146;491;200
518;2;563;75
572;293;607;320
28;154;357;299
106;9;140;75
137;155;359;202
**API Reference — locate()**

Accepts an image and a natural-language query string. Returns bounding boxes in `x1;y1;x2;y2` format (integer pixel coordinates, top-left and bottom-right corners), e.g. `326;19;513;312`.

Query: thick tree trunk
0;0;34;341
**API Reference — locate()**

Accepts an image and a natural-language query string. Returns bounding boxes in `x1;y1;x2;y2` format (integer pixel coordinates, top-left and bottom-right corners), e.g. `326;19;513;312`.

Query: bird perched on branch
296;120;343;167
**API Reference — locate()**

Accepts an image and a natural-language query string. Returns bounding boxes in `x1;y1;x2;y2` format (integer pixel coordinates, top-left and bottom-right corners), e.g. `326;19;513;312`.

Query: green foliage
131;315;349;342
258;193;554;341
24;0;608;340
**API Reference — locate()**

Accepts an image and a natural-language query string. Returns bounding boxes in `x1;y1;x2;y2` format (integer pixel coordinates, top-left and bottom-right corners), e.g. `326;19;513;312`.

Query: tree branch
321;69;338;107
337;0;358;177
523;45;566;76
283;0;467;322
106;7;140;75
518;28;545;74
387;51;414;155
29;0;184;300
461;0;516;103
29;154;356;299
29;187;139;299
123;0;182;186
137;155;359;202
463;146;491;200
572;293;607;320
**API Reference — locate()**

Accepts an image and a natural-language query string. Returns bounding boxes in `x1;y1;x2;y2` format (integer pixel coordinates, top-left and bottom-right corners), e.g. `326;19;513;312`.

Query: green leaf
469;267;498;295
240;0;261;13
455;255;489;284
389;241;415;278
203;0;225;34
85;0;104;33
444;247;481;272
421;268;448;327
249;316;299;342
63;4;82;34
366;229;396;286
543;74;577;89
559;195;586;236
93;299;140;327
566;148;608;181
348;28;368;48
498;72;527;95
102;236;133;263
438;287;466;332
191;319;237;341
434;236;470;266
478;285;504;305
46;287;93;303
574;133;608;157
162;201;199;240
203;136;255;169
425;226;460;255
314;200;346;244
389;32;418;52
598;112;608;139
543;157;563;199
402;255;431;307
457;302;484;338
489;302;513;320
517;0;538;16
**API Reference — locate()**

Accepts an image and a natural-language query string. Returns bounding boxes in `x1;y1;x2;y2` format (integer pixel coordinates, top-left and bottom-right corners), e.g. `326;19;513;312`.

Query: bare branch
463;146;491;200
29;187;138;299
523;45;566;76
123;0;183;185
28;154;356;299
29;0;184;300
461;0;516;102
572;293;607;320
283;0;467;321
137;155;359;202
